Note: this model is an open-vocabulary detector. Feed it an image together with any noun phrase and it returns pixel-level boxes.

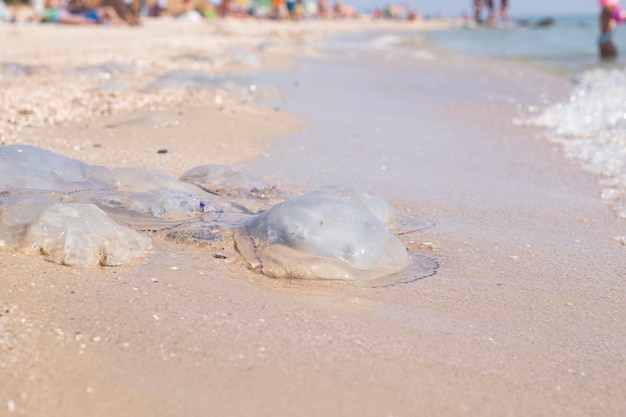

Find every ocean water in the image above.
[409,15,626,243]
[425,15,619,73]
[250,17,626,247]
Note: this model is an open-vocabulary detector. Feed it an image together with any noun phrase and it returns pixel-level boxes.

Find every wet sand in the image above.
[248,46,626,416]
[1,18,625,417]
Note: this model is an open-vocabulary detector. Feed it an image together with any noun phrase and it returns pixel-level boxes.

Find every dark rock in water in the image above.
[535,17,555,28]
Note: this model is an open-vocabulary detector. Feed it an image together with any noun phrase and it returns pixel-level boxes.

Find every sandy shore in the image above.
[1,17,625,417]
[0,17,450,167]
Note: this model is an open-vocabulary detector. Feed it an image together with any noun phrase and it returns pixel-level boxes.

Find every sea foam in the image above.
[528,68,626,231]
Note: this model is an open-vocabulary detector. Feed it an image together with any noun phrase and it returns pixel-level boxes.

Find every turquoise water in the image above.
[422,14,626,73]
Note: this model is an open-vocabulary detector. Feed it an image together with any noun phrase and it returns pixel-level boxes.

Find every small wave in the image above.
[527,67,626,239]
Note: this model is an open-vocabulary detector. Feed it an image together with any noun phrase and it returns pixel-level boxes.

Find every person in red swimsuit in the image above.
[599,0,626,58]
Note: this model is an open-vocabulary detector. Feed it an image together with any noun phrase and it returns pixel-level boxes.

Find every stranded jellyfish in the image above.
[234,196,412,282]
[0,145,437,286]
[180,164,271,197]
[0,194,151,266]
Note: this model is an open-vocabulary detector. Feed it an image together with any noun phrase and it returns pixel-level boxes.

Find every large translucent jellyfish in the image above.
[234,196,411,281]
[96,188,213,219]
[0,145,437,285]
[103,167,220,218]
[0,144,115,192]
[0,146,223,221]
[180,164,271,197]
[0,194,152,266]
[112,166,206,195]
[0,146,209,265]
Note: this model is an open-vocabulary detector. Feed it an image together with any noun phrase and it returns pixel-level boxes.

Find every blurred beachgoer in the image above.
[99,0,140,24]
[10,0,32,22]
[472,0,482,23]
[485,0,494,22]
[40,0,98,24]
[407,8,419,21]
[331,0,355,18]
[148,0,167,16]
[217,0,230,17]
[317,0,328,18]
[29,0,45,14]
[599,0,626,58]
[67,0,140,24]
[175,0,202,20]
[484,0,509,25]
[499,0,509,22]
[285,0,295,19]
[331,0,340,17]
[295,0,303,19]
[271,0,282,18]
[201,0,216,18]
[0,0,9,21]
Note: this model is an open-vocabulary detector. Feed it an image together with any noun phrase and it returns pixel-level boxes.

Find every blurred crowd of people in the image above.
[0,0,432,24]
[0,0,140,24]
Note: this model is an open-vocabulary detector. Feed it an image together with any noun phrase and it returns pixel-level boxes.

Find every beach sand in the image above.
[1,18,625,417]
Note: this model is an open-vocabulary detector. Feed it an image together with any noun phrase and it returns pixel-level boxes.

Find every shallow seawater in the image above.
[0,145,437,287]
[373,15,626,245]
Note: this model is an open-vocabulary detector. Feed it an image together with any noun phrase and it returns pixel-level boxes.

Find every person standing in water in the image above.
[499,0,509,23]
[486,0,509,25]
[599,0,626,58]
[473,0,483,23]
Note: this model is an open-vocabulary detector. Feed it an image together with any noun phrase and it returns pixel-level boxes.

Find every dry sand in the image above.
[1,17,625,417]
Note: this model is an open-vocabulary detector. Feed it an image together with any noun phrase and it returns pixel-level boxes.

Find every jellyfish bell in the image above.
[235,196,410,281]
[0,144,115,193]
[303,185,395,224]
[246,196,390,268]
[180,165,270,194]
